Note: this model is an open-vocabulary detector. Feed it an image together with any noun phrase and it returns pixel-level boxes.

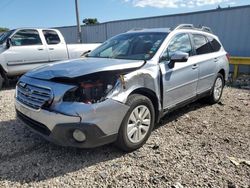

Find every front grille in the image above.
[16,82,53,110]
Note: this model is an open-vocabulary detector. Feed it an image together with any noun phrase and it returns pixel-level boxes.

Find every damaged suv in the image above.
[15,24,229,151]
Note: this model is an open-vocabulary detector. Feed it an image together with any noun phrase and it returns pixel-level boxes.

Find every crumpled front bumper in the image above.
[15,98,129,148]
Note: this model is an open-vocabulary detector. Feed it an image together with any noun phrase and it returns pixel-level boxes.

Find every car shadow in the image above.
[0,117,126,183]
[155,99,210,130]
[2,79,18,90]
[0,99,211,184]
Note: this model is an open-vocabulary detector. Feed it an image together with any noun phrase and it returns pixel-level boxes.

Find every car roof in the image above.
[126,27,218,40]
[14,28,59,31]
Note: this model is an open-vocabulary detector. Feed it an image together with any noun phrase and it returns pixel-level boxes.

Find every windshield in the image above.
[88,32,168,60]
[0,30,15,45]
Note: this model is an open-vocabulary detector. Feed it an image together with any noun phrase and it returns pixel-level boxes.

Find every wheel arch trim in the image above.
[129,87,160,123]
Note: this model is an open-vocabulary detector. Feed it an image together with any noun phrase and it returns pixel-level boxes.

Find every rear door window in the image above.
[192,34,213,55]
[43,30,61,45]
[11,29,42,46]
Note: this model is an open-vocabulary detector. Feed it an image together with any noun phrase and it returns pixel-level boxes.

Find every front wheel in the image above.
[116,94,155,152]
[207,73,224,104]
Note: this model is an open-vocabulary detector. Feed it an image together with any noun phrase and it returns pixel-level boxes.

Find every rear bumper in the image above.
[15,100,118,148]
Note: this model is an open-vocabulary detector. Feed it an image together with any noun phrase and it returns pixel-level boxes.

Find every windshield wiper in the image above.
[81,50,91,57]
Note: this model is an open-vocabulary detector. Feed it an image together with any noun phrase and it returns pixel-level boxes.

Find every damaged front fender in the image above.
[106,63,162,112]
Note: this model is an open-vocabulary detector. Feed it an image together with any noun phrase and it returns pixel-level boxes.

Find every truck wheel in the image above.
[0,73,3,90]
[116,94,155,152]
[207,73,224,104]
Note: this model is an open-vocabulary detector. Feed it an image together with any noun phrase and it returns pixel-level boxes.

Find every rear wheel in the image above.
[207,73,224,104]
[116,94,155,152]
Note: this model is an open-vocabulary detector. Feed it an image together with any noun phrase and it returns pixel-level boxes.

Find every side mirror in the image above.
[168,52,189,69]
[5,38,11,49]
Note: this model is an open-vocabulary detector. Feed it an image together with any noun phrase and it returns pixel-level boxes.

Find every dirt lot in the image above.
[0,86,249,188]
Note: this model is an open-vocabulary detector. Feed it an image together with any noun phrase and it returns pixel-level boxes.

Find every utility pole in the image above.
[75,0,82,43]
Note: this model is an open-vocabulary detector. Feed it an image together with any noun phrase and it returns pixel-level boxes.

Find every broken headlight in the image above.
[63,80,114,104]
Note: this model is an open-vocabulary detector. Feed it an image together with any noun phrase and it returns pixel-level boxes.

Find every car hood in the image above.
[25,58,145,80]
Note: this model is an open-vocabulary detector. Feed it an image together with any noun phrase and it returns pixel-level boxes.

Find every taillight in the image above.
[226,53,230,62]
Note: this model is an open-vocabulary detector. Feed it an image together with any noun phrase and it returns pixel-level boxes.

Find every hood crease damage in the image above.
[25,58,146,105]
[26,58,145,80]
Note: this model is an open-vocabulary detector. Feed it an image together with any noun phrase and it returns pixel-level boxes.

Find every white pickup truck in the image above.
[0,28,100,89]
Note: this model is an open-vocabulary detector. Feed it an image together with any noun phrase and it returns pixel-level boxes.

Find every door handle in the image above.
[37,48,44,51]
[49,48,54,50]
[192,64,198,69]
[214,58,218,62]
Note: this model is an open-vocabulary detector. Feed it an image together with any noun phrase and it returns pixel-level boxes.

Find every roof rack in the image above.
[174,24,194,30]
[201,26,213,33]
[174,24,213,33]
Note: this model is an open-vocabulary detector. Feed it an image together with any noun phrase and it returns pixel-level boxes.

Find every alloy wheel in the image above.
[213,77,223,100]
[126,105,151,143]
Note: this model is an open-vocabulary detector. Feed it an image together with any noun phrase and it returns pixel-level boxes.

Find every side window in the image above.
[193,34,213,55]
[162,33,192,60]
[207,36,221,52]
[43,30,61,45]
[11,29,42,46]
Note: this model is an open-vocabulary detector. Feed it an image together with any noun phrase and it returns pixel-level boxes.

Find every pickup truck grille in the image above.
[16,82,53,110]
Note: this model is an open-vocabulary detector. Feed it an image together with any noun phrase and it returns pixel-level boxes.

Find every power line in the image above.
[0,0,16,13]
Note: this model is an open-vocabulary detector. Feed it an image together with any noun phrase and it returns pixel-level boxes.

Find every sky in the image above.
[0,0,249,29]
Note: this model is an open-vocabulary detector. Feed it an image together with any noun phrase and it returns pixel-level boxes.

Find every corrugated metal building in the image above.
[56,5,250,73]
[56,5,250,57]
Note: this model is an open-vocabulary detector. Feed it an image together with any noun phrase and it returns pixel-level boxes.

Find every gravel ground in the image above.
[0,86,249,188]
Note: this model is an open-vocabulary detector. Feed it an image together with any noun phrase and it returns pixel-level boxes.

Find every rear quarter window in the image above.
[207,36,221,52]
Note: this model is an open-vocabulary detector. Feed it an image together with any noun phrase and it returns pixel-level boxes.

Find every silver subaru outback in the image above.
[15,24,229,151]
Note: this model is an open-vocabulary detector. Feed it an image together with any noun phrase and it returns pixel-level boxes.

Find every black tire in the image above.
[206,73,224,104]
[0,73,3,90]
[116,94,155,152]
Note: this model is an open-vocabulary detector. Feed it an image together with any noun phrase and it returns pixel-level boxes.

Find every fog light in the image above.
[73,129,86,142]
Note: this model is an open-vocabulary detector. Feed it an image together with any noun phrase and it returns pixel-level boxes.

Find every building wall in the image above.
[56,5,250,58]
[56,5,250,73]
[56,26,78,44]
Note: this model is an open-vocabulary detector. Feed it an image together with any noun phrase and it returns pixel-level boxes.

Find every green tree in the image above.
[82,18,99,25]
[0,27,9,32]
